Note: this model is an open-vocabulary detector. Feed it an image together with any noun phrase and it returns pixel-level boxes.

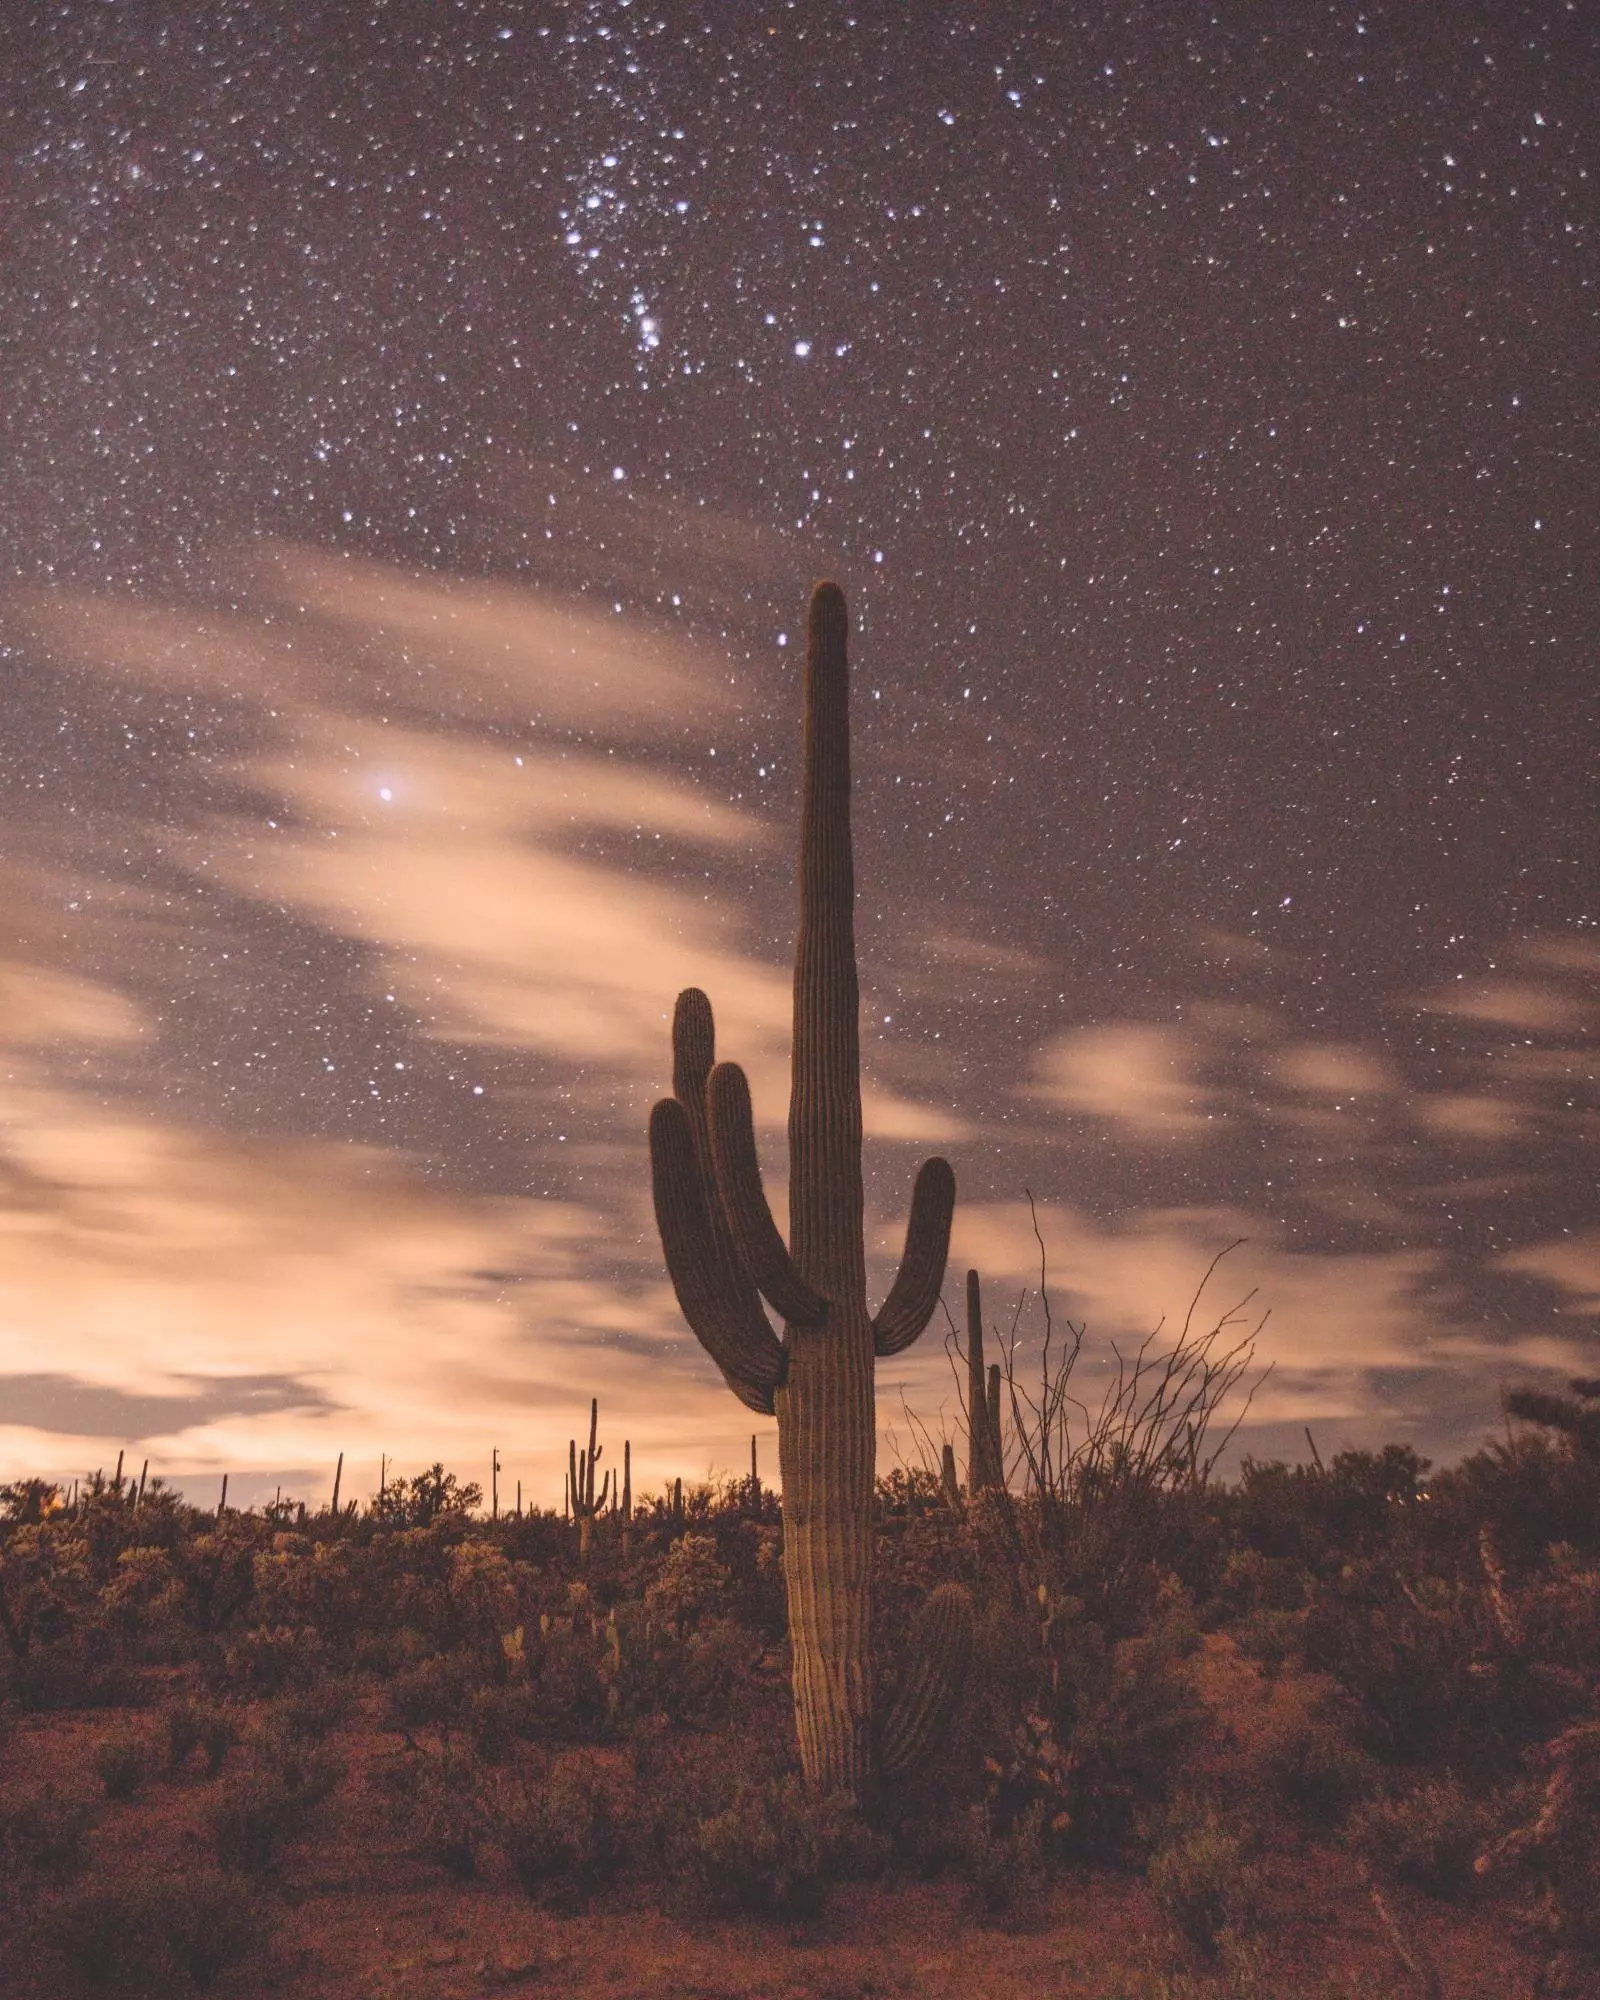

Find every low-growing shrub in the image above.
[686,1773,879,1920]
[222,1623,327,1696]
[1264,1707,1378,1834]
[1476,1717,1600,1990]
[163,1693,238,1776]
[1146,1805,1264,1957]
[1348,1774,1494,1902]
[387,1650,473,1741]
[42,1870,265,1995]
[467,1682,539,1762]
[0,1783,92,1881]
[492,1749,633,1908]
[269,1679,351,1742]
[954,1797,1048,1924]
[209,1736,339,1873]
[164,1698,201,1773]
[93,1730,147,1801]
[398,1746,487,1879]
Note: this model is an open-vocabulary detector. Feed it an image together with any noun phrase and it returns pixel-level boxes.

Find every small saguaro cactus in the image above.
[568,1397,611,1561]
[650,580,972,1802]
[965,1270,1005,1496]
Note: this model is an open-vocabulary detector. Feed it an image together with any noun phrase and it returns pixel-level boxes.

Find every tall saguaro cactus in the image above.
[650,581,966,1800]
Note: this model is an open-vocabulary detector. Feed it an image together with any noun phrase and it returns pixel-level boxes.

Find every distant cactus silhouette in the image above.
[650,580,970,1800]
[567,1398,611,1561]
[965,1270,1005,1496]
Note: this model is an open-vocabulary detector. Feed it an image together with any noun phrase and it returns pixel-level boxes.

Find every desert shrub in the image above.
[0,1783,92,1880]
[952,1797,1048,1923]
[0,1477,64,1524]
[386,1650,474,1739]
[710,1518,788,1638]
[1228,1447,1430,1571]
[687,1774,879,1919]
[11,1630,135,1710]
[264,1678,351,1743]
[97,1545,182,1659]
[164,1698,202,1772]
[1477,1717,1600,1986]
[1435,1412,1600,1573]
[492,1748,633,1908]
[248,1537,359,1644]
[526,1618,611,1740]
[1265,1709,1378,1834]
[610,1610,761,1731]
[1210,1546,1308,1623]
[209,1732,339,1873]
[93,1730,147,1801]
[1228,1606,1302,1677]
[368,1463,482,1529]
[42,1871,265,1995]
[1047,1585,1207,1863]
[175,1522,260,1635]
[210,1768,307,1872]
[447,1540,520,1653]
[1146,1803,1264,1956]
[1347,1774,1494,1901]
[1299,1559,1498,1767]
[171,1699,238,1776]
[397,1746,488,1879]
[467,1682,539,1763]
[644,1533,731,1637]
[221,1622,327,1695]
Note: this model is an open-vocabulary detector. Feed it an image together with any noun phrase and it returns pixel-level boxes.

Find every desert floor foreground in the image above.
[1,1683,1542,2000]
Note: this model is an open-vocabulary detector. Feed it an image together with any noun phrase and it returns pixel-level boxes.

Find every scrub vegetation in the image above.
[0,1370,1596,1996]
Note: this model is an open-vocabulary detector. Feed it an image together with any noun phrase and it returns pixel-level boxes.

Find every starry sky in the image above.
[0,1,1594,1509]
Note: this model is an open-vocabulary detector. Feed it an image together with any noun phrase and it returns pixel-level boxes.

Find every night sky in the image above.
[1,1,1594,1507]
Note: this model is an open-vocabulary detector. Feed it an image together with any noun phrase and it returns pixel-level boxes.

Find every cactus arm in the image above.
[871,1156,956,1356]
[671,987,716,1112]
[649,1096,785,1413]
[879,1582,974,1778]
[707,1062,829,1325]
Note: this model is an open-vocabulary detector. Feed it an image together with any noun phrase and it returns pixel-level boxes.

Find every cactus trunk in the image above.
[777,584,874,1793]
[650,581,966,1804]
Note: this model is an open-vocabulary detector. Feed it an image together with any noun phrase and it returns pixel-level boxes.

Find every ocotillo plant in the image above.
[965,1270,1005,1495]
[568,1398,611,1560]
[649,579,971,1801]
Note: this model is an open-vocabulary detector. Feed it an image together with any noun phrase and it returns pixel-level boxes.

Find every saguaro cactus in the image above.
[650,580,969,1800]
[965,1269,1005,1496]
[568,1397,611,1560]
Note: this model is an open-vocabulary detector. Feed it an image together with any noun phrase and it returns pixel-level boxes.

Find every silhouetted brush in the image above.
[649,580,970,1802]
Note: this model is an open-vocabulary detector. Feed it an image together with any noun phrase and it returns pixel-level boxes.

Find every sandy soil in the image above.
[0,1671,1546,2000]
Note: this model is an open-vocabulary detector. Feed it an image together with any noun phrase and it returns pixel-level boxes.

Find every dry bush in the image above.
[92,1730,147,1802]
[489,1748,634,1909]
[41,1870,266,1995]
[686,1774,883,1919]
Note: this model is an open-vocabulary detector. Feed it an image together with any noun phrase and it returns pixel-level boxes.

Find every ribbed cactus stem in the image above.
[648,581,965,1802]
[965,1270,1003,1494]
[881,1583,975,1777]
